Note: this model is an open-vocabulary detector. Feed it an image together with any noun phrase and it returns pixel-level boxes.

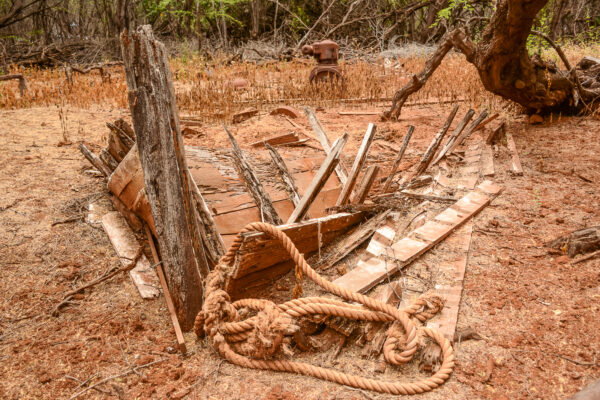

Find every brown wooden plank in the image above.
[144,225,186,353]
[505,129,524,175]
[431,109,474,166]
[353,165,379,204]
[333,181,499,293]
[303,106,348,184]
[250,132,300,148]
[381,126,413,193]
[336,123,376,206]
[414,104,459,176]
[287,133,348,223]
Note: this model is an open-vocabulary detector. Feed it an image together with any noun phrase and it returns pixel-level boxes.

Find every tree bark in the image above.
[121,25,207,331]
[385,0,600,118]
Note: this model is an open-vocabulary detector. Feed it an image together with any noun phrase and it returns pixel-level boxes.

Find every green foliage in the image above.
[433,0,474,28]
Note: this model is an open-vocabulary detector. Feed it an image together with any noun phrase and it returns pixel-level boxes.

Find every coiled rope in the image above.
[195,222,454,395]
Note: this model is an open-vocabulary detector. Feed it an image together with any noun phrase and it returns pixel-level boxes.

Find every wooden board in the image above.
[223,212,365,294]
[505,129,524,175]
[333,181,502,293]
[101,212,160,299]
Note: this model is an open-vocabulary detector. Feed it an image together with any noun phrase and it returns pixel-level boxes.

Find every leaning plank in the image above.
[304,106,348,184]
[187,170,226,263]
[144,225,186,353]
[225,125,283,225]
[336,123,377,206]
[101,212,160,299]
[314,210,391,270]
[472,113,499,133]
[485,122,505,145]
[381,126,414,193]
[446,109,488,155]
[431,108,474,166]
[505,129,523,175]
[287,133,348,223]
[121,26,206,330]
[333,180,503,293]
[353,165,379,204]
[78,142,112,177]
[266,143,302,207]
[414,104,459,176]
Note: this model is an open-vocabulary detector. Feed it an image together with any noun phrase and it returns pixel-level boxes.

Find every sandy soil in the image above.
[0,104,599,400]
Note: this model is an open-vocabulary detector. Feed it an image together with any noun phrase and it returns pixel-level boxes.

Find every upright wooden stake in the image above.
[121,26,207,330]
[414,104,459,176]
[445,109,488,155]
[224,125,283,225]
[431,108,474,165]
[304,106,348,184]
[381,126,414,193]
[265,143,302,207]
[336,123,377,206]
[287,133,348,224]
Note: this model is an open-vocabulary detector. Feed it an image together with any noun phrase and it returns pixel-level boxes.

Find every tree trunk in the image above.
[121,25,208,331]
[386,0,600,119]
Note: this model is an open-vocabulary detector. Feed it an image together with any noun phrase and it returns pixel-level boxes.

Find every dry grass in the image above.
[2,43,598,121]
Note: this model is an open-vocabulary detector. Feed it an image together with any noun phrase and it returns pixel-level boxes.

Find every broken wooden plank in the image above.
[303,106,348,184]
[265,143,302,207]
[381,126,414,193]
[107,121,135,151]
[473,113,499,133]
[187,170,226,262]
[224,125,283,225]
[224,212,365,295]
[101,212,160,299]
[314,210,391,270]
[100,149,119,172]
[485,122,505,145]
[287,133,348,224]
[333,181,502,293]
[415,104,459,176]
[362,280,402,358]
[431,108,475,166]
[250,132,300,148]
[122,26,207,330]
[144,225,186,353]
[336,123,377,206]
[78,142,112,177]
[353,165,379,204]
[505,129,523,175]
[481,142,495,177]
[446,109,488,155]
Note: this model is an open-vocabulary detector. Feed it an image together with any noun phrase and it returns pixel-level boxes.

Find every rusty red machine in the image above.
[301,40,344,85]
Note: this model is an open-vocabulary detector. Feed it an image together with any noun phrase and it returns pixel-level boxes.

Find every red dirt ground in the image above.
[0,104,598,399]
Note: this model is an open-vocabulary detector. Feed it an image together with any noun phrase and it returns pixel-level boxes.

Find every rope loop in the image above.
[195,222,455,395]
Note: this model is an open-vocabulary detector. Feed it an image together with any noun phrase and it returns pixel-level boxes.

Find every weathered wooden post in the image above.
[121,25,207,330]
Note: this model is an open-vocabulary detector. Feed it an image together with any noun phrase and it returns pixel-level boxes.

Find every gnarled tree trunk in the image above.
[385,0,600,119]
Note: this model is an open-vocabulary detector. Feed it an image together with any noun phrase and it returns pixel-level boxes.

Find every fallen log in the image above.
[549,226,600,258]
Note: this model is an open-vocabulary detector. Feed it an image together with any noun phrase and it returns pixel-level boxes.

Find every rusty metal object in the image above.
[302,40,344,86]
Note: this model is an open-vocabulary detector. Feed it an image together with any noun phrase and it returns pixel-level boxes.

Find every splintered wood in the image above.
[333,181,503,293]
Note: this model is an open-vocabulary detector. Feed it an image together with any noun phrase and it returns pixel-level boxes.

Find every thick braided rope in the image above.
[198,222,455,395]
